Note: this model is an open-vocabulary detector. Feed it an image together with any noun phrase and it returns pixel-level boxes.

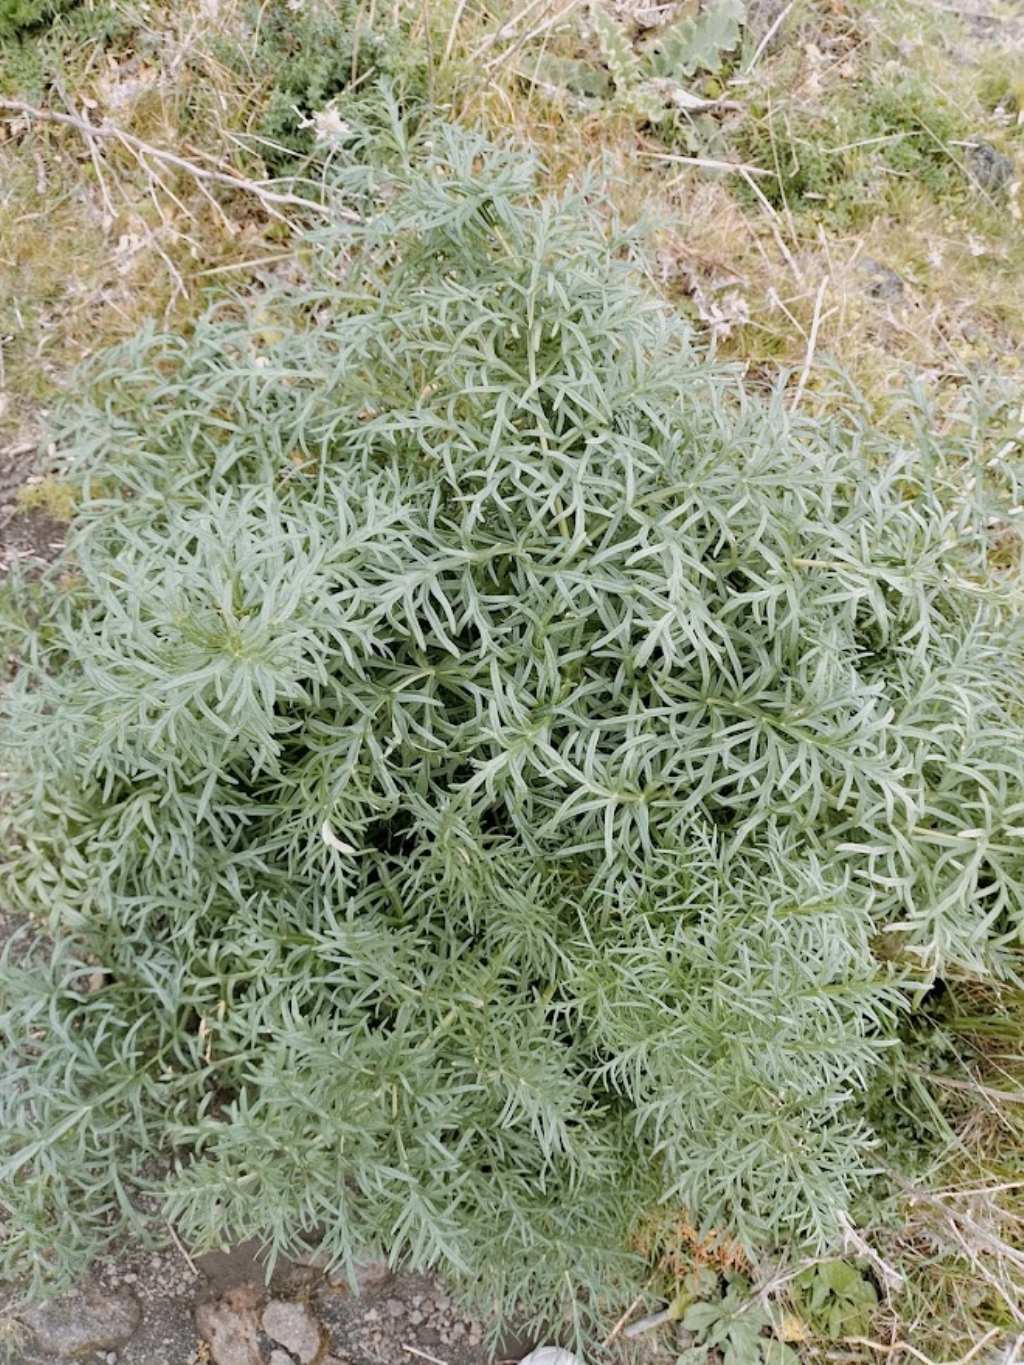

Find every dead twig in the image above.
[53,80,117,222]
[638,150,776,177]
[842,1328,998,1365]
[402,1346,451,1365]
[913,1068,1024,1105]
[790,276,829,412]
[164,1220,199,1277]
[443,0,472,62]
[0,99,360,224]
[604,1291,646,1345]
[484,0,587,71]
[741,0,793,72]
[836,1212,906,1295]
[738,166,804,284]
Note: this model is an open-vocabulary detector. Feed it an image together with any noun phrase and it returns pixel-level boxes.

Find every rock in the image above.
[352,1259,390,1292]
[22,1286,141,1358]
[384,1297,405,1319]
[269,1353,293,1365]
[519,1350,585,1365]
[195,1284,264,1365]
[859,257,905,301]
[321,1256,390,1294]
[262,1299,325,1363]
[968,140,1015,191]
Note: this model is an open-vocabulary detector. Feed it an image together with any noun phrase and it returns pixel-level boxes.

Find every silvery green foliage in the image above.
[641,0,745,79]
[3,124,1023,1328]
[585,0,745,121]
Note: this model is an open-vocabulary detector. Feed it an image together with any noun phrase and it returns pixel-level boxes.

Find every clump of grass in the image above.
[209,0,432,174]
[973,51,1024,129]
[0,0,125,94]
[0,1312,29,1365]
[735,62,974,222]
[0,0,77,41]
[3,123,1024,1347]
[15,477,75,521]
[840,965,1024,1353]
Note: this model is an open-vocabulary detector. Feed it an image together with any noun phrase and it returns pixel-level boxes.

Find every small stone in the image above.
[354,1259,390,1290]
[858,257,905,301]
[968,140,1015,191]
[384,1297,405,1319]
[195,1284,264,1365]
[22,1286,141,1357]
[519,1350,585,1365]
[261,1299,324,1363]
[269,1353,294,1365]
[325,1258,390,1294]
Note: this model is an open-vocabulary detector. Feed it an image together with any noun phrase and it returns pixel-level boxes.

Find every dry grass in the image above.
[452,0,1023,424]
[0,0,298,441]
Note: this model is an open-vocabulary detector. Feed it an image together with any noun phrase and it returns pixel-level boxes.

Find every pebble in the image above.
[968,140,1015,191]
[519,1350,585,1365]
[195,1284,264,1365]
[269,1353,294,1365]
[859,257,905,302]
[384,1297,405,1318]
[22,1287,141,1357]
[262,1299,325,1363]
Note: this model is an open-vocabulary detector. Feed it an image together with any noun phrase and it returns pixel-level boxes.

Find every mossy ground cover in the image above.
[1,1,1023,1359]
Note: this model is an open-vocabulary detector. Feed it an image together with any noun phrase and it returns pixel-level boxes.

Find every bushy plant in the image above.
[0,0,76,41]
[0,1,124,98]
[3,122,1024,1334]
[222,0,428,172]
[524,0,745,127]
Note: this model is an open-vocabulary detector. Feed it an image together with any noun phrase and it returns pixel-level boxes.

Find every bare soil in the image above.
[0,437,64,577]
[4,1239,540,1365]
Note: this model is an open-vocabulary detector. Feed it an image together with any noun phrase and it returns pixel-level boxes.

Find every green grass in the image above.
[0,0,78,41]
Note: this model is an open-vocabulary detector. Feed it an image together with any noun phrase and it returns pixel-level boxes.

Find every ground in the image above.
[1,0,1023,1360]
[3,1238,689,1363]
[4,1240,526,1364]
